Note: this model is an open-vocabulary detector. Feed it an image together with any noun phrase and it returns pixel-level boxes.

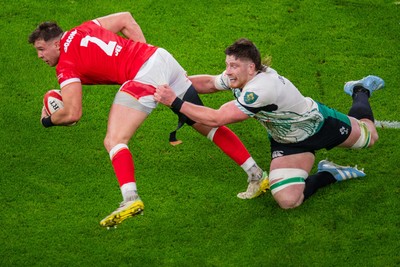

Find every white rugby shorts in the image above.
[116,48,191,112]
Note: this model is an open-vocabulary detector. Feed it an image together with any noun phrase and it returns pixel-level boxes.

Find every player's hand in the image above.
[154,84,177,106]
[41,106,49,119]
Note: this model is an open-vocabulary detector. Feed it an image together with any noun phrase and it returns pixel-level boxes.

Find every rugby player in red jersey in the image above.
[29,12,269,228]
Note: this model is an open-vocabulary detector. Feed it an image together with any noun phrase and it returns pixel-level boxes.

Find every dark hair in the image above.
[28,22,63,44]
[225,38,263,71]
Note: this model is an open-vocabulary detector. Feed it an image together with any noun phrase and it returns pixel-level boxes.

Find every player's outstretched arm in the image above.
[189,75,220,94]
[96,12,146,43]
[154,84,248,127]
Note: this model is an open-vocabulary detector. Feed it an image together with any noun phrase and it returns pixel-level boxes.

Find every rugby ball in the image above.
[43,89,64,115]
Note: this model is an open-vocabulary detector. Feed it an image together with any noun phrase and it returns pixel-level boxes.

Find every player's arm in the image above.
[189,75,219,94]
[41,82,82,127]
[96,12,146,43]
[154,84,248,127]
[189,71,231,94]
[181,100,247,127]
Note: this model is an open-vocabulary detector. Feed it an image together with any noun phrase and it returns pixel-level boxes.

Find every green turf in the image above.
[1,0,399,266]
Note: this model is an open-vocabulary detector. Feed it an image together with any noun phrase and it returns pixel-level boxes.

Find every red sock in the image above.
[211,126,251,166]
[111,148,136,187]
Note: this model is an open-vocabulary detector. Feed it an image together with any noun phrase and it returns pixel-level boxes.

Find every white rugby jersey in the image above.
[215,68,324,143]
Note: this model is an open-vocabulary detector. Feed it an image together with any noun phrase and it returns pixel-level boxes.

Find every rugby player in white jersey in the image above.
[155,38,385,209]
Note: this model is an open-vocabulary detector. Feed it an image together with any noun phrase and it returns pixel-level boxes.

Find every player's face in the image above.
[34,39,60,67]
[225,55,256,88]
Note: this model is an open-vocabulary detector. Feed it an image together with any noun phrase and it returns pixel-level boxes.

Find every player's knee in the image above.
[370,129,378,146]
[276,195,304,209]
[352,120,377,149]
[104,134,119,152]
[104,133,131,153]
[269,168,308,209]
[103,136,112,152]
[366,120,379,146]
[369,134,378,147]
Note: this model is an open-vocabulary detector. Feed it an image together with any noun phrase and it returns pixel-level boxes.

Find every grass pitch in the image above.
[1,0,399,266]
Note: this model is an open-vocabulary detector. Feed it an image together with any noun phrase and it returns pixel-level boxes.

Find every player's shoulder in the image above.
[61,20,93,40]
[64,20,100,38]
[246,70,277,90]
[258,68,280,80]
[256,68,288,87]
[77,19,99,29]
[242,68,283,100]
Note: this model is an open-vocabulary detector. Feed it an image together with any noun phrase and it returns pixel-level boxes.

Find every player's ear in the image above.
[248,62,256,74]
[54,39,61,49]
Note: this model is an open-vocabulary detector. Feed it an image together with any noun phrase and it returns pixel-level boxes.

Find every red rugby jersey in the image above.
[56,20,157,88]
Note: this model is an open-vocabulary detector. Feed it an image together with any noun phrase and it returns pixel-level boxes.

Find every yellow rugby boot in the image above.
[237,171,269,199]
[100,197,144,228]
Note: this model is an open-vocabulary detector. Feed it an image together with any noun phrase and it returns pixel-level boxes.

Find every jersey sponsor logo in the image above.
[114,44,123,56]
[64,30,77,53]
[243,92,258,104]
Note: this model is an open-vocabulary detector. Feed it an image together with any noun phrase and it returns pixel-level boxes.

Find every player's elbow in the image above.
[119,11,134,21]
[65,110,82,124]
[122,11,133,17]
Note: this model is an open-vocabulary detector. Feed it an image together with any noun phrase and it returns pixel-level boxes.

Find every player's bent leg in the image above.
[269,168,308,209]
[192,123,269,198]
[180,85,268,197]
[360,119,378,146]
[339,117,378,149]
[101,100,150,227]
[104,102,149,152]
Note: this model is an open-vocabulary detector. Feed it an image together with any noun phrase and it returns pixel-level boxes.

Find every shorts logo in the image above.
[340,126,349,135]
[243,92,258,104]
[272,150,284,159]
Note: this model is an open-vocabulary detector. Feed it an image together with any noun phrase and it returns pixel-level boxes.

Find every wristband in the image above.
[41,116,55,128]
[171,97,184,113]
